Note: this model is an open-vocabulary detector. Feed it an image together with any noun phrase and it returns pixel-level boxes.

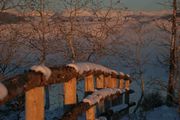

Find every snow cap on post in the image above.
[119,72,125,76]
[30,65,52,80]
[0,82,8,100]
[124,74,131,82]
[119,72,125,79]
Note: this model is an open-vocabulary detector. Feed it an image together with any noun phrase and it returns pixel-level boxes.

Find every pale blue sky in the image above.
[121,0,169,11]
[48,0,170,11]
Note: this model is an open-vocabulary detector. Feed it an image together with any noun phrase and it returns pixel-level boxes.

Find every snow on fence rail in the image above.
[0,62,132,120]
[61,88,126,120]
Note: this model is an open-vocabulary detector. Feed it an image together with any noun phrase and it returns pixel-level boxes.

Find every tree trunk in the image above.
[167,0,177,105]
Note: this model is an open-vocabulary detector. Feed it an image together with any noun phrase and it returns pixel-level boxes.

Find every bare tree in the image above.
[167,0,178,105]
[154,0,179,105]
[177,1,180,112]
[54,0,124,64]
[0,0,24,11]
[119,21,155,113]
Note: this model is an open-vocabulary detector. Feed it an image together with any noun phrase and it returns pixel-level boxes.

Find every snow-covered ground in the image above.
[122,105,180,120]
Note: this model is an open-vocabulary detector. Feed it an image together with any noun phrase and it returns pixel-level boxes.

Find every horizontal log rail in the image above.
[99,102,136,120]
[61,89,125,120]
[61,88,133,120]
[0,65,130,105]
[0,63,132,120]
[0,66,77,104]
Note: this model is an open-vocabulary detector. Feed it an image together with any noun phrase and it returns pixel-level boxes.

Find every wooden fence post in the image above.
[125,80,130,104]
[104,75,111,88]
[105,74,117,88]
[109,78,125,120]
[118,79,124,104]
[110,75,118,106]
[96,74,105,115]
[125,79,130,113]
[110,74,117,88]
[125,79,130,91]
[85,74,95,120]
[104,75,112,111]
[64,77,77,111]
[25,87,45,120]
[96,74,105,89]
[119,79,124,90]
[85,74,94,96]
[104,74,117,112]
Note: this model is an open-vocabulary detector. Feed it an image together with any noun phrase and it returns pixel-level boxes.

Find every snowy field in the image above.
[122,106,180,120]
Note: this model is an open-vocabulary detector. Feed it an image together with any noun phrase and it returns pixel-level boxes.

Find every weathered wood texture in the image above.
[125,80,130,91]
[85,74,94,94]
[86,106,96,120]
[0,64,132,120]
[85,74,95,120]
[104,76,111,88]
[96,75,105,115]
[119,79,124,90]
[109,77,117,88]
[0,66,78,105]
[96,74,105,89]
[64,77,77,111]
[25,87,45,120]
[0,66,129,105]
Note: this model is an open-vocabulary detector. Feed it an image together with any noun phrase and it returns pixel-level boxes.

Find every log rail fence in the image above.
[0,63,135,120]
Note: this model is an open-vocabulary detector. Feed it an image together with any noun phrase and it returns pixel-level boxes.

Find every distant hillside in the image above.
[0,12,26,25]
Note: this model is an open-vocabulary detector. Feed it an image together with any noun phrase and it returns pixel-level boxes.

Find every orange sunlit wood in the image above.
[25,87,45,120]
[64,78,77,105]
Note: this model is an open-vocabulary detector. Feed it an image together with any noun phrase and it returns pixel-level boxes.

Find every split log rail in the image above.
[0,63,135,120]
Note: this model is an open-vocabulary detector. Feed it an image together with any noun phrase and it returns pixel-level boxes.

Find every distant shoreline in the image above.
[1,9,172,18]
